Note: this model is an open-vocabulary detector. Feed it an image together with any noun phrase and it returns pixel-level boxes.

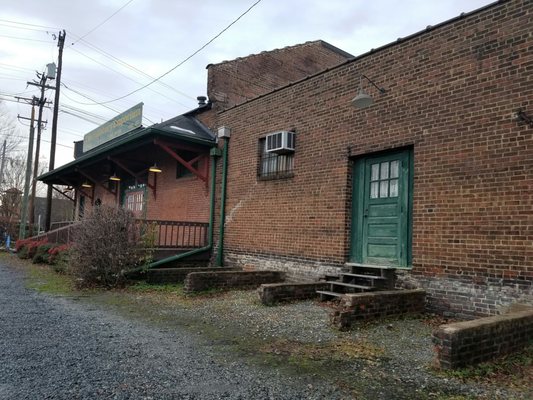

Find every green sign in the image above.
[83,103,143,152]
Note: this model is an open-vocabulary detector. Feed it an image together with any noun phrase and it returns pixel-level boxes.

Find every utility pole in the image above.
[0,140,6,187]
[19,102,36,240]
[28,72,49,236]
[45,30,65,232]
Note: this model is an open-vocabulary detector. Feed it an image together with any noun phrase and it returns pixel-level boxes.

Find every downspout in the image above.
[215,136,229,266]
[146,148,218,269]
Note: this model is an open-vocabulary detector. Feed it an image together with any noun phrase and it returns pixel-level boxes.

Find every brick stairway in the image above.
[316,263,396,300]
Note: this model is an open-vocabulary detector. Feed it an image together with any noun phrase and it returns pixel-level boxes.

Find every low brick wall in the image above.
[147,267,237,284]
[184,270,285,293]
[433,309,533,369]
[258,282,330,305]
[330,289,426,330]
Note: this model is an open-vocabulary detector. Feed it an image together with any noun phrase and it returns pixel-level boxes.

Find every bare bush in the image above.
[69,206,142,288]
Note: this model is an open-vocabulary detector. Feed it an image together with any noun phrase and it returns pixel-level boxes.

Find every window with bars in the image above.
[258,137,294,179]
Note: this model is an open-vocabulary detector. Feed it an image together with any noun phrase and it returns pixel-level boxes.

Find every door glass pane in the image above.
[370,182,379,198]
[379,181,389,197]
[371,164,379,181]
[390,179,399,197]
[380,162,389,179]
[390,160,399,178]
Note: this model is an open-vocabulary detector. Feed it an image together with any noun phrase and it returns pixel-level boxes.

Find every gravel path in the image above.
[0,262,343,400]
[122,290,527,400]
[1,259,529,400]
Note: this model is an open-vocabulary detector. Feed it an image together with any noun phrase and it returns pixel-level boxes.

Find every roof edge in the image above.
[205,39,352,69]
[219,0,505,114]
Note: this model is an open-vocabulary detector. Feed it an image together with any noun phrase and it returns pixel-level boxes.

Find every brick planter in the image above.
[147,267,237,284]
[433,309,533,369]
[184,270,285,293]
[330,289,426,330]
[258,282,330,305]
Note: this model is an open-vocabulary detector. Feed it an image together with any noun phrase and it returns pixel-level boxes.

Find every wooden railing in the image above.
[141,220,209,249]
[34,222,77,244]
[29,219,209,249]
[50,221,76,231]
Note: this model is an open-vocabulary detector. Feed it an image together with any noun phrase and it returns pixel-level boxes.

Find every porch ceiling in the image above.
[38,116,216,186]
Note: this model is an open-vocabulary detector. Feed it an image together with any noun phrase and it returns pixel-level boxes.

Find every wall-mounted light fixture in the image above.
[352,74,387,109]
[81,181,92,188]
[149,163,162,173]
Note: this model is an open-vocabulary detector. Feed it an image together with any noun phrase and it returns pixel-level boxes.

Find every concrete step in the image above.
[345,262,396,269]
[316,290,344,301]
[340,272,385,280]
[330,281,373,291]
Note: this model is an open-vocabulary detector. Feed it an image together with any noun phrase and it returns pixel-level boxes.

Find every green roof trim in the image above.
[38,124,216,183]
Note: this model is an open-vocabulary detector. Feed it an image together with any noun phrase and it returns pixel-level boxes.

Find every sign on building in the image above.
[83,103,143,152]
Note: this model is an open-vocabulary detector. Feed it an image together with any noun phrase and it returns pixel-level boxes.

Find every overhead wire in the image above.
[0,19,60,30]
[67,46,191,108]
[5,132,73,149]
[0,33,54,43]
[70,0,135,45]
[75,0,263,106]
[0,63,36,72]
[61,82,156,125]
[70,35,195,101]
[0,22,51,33]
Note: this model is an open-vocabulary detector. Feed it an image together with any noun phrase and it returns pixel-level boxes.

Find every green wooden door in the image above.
[351,149,412,268]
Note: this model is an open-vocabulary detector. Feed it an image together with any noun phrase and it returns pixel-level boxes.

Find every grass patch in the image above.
[128,281,185,295]
[439,342,533,389]
[260,338,383,361]
[25,263,75,295]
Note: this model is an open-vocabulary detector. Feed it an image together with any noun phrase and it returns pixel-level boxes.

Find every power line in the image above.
[71,0,135,45]
[71,36,195,101]
[0,33,53,43]
[76,0,263,106]
[67,46,191,108]
[61,82,155,125]
[0,63,37,72]
[58,110,102,125]
[5,133,73,149]
[0,19,60,30]
[0,22,51,33]
[61,104,108,121]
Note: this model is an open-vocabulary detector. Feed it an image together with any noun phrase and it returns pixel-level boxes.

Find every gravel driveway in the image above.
[1,258,530,400]
[0,262,342,400]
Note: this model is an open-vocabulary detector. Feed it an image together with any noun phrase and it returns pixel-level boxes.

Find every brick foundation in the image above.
[433,309,533,369]
[225,251,343,282]
[397,271,533,319]
[330,289,426,330]
[147,267,237,284]
[257,282,330,305]
[183,270,285,293]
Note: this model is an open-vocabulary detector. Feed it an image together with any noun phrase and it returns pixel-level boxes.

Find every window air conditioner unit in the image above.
[265,131,295,154]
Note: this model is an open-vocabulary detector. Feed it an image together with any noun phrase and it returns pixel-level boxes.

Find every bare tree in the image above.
[0,101,24,190]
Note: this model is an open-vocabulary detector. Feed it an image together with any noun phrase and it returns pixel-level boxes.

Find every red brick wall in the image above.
[76,151,210,223]
[213,0,533,315]
[144,153,210,222]
[207,40,351,110]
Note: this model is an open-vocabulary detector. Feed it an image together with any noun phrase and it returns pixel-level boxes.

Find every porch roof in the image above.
[38,115,216,185]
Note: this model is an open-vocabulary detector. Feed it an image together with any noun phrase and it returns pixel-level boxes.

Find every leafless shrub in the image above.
[69,206,142,288]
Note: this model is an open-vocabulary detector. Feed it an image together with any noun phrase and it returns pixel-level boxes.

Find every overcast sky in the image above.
[1,0,494,168]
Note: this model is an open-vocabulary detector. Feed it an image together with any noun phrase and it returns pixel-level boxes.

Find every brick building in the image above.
[201,0,532,317]
[39,0,531,317]
[38,41,351,253]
